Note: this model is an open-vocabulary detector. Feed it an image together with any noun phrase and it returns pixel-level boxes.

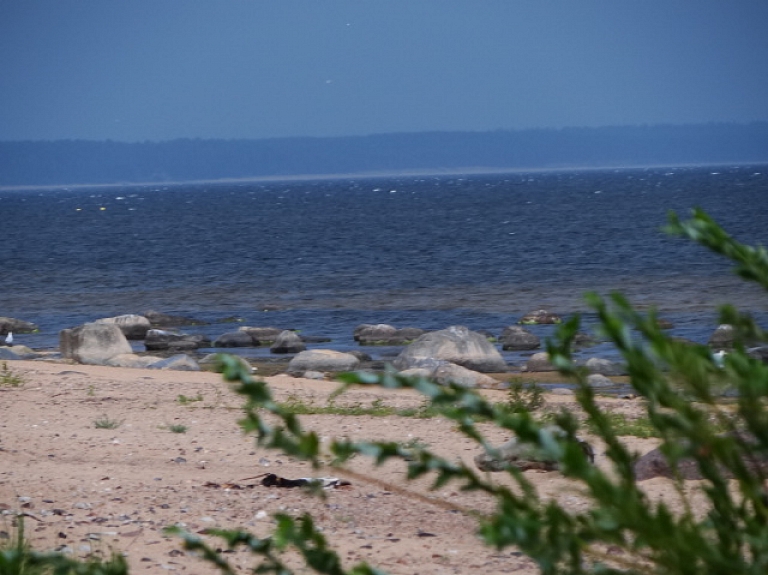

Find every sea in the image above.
[2,164,767,368]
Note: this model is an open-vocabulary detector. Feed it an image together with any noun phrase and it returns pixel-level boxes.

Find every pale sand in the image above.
[0,360,681,574]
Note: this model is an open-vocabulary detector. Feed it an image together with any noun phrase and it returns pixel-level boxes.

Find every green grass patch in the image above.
[278,394,440,418]
[177,393,204,405]
[0,362,24,387]
[93,416,123,430]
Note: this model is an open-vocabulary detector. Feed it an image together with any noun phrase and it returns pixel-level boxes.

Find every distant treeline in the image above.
[2,123,768,186]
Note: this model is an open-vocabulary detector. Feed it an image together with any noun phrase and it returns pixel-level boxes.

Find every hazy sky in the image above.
[1,1,767,142]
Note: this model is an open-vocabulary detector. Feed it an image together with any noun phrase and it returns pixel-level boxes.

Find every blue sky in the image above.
[1,1,767,142]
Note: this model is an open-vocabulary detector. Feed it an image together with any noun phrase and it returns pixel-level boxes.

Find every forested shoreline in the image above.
[2,122,768,186]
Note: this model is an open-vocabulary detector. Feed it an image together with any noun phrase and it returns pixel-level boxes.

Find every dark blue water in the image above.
[2,165,767,365]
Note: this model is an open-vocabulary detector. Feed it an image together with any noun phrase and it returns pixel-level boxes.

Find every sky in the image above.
[1,1,767,142]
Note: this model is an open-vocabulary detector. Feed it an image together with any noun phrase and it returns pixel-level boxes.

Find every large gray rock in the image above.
[394,326,507,373]
[270,330,307,354]
[475,426,594,472]
[0,317,38,334]
[60,323,133,365]
[500,325,540,351]
[287,350,360,374]
[94,314,151,340]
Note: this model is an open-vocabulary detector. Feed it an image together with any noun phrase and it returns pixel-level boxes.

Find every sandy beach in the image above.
[1,359,679,574]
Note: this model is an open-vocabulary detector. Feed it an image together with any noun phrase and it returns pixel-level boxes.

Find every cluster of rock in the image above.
[353,324,426,346]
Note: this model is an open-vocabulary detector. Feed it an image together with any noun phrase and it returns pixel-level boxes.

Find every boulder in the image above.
[572,332,598,347]
[143,310,208,327]
[432,363,498,388]
[144,329,209,351]
[94,314,151,340]
[0,317,38,334]
[355,323,396,344]
[147,354,201,371]
[270,330,307,354]
[394,326,507,373]
[238,326,285,345]
[585,357,626,376]
[586,373,616,388]
[60,323,132,365]
[475,425,594,472]
[518,309,562,325]
[213,331,254,348]
[287,350,360,374]
[523,352,557,372]
[709,324,735,350]
[500,326,540,351]
[354,324,426,346]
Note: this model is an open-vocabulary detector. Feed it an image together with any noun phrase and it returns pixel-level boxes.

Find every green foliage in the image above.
[176,393,203,405]
[93,416,122,430]
[168,211,768,575]
[0,516,128,575]
[504,377,546,413]
[166,424,188,434]
[0,362,24,387]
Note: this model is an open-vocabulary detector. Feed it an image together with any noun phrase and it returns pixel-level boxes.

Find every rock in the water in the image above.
[147,354,201,371]
[287,350,360,374]
[60,323,133,365]
[0,317,38,334]
[143,310,208,327]
[475,426,594,472]
[213,331,254,348]
[500,326,540,351]
[585,357,626,376]
[198,353,255,373]
[354,324,425,346]
[519,309,562,325]
[586,373,616,387]
[238,326,285,345]
[270,330,306,354]
[523,352,557,372]
[394,326,507,373]
[144,329,209,351]
[94,314,151,340]
[709,324,735,350]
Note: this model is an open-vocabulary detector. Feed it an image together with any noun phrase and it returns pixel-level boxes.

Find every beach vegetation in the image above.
[0,362,24,387]
[176,393,204,405]
[0,516,128,575]
[503,377,545,413]
[164,424,188,434]
[93,416,122,430]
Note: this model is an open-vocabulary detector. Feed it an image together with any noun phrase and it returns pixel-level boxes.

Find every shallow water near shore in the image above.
[2,165,767,367]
